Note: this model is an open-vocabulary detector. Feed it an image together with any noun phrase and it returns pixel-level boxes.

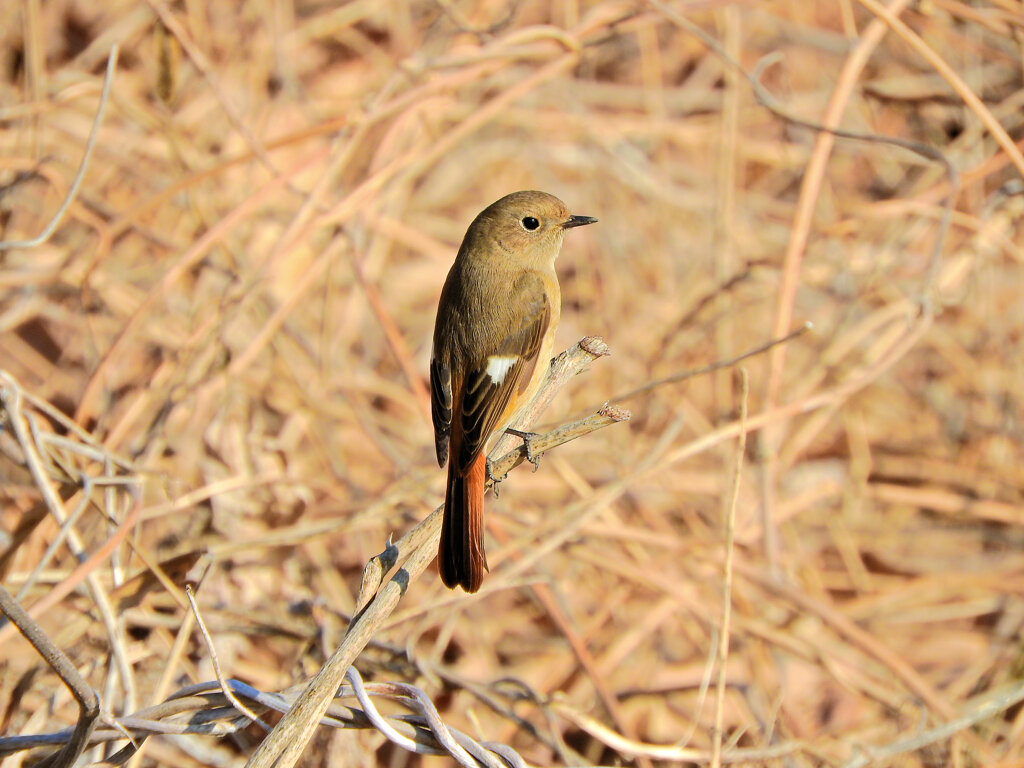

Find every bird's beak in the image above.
[562,214,598,229]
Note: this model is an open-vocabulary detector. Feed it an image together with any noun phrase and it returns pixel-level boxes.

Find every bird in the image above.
[430,190,597,592]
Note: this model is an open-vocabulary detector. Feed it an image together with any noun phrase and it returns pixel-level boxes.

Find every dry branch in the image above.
[249,337,627,768]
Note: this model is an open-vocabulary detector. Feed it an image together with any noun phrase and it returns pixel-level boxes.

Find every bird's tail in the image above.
[438,453,488,592]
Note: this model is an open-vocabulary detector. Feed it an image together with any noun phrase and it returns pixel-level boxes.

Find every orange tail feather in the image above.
[438,453,488,592]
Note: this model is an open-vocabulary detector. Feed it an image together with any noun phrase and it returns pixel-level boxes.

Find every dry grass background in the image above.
[1,0,1024,766]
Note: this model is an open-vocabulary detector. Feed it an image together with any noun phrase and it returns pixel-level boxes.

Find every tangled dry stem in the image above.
[2,1,1023,767]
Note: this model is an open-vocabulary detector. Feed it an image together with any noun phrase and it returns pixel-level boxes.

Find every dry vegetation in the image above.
[2,0,1024,766]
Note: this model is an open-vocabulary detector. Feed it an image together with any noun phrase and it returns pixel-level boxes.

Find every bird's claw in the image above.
[486,458,509,496]
[506,428,542,472]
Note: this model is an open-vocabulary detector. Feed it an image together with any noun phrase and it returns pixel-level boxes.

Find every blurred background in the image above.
[2,0,1023,765]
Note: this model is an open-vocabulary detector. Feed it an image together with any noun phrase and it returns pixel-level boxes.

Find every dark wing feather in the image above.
[430,357,452,467]
[456,285,550,473]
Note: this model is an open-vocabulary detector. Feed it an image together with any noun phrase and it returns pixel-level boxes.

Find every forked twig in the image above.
[247,337,628,768]
[355,336,627,611]
[0,586,99,768]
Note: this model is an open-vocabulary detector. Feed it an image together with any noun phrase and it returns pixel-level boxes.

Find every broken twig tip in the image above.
[599,403,631,422]
[579,336,610,357]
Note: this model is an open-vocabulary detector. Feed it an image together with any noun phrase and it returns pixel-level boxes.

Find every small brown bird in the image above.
[430,190,597,592]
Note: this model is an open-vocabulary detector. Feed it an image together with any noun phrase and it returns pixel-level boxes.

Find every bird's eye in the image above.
[521,216,540,231]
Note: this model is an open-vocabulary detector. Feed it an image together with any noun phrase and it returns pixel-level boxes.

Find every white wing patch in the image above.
[485,355,519,385]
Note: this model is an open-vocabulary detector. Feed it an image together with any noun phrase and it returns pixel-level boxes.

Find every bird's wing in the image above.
[456,274,551,473]
[430,355,453,467]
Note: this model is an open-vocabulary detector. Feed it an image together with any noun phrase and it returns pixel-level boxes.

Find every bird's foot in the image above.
[486,457,509,496]
[505,428,542,472]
